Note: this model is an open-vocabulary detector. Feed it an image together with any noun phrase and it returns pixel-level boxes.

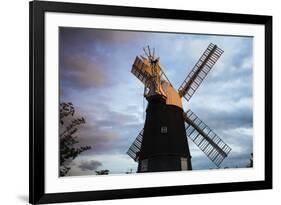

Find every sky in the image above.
[59,27,253,176]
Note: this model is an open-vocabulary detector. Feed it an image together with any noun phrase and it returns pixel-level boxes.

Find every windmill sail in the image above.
[132,56,171,86]
[178,43,224,101]
[183,109,231,167]
[131,56,155,84]
[131,56,152,85]
[127,128,144,162]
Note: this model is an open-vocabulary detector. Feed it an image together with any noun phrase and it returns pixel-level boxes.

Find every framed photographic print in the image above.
[29,0,272,204]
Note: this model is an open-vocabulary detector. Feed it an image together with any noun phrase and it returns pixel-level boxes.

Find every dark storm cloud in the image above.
[59,27,151,92]
[59,100,142,158]
[60,54,111,89]
[199,79,252,102]
[94,109,140,128]
[60,27,142,48]
[77,121,142,155]
[208,58,252,85]
[69,103,142,155]
[79,124,118,153]
[195,107,253,130]
[78,160,102,171]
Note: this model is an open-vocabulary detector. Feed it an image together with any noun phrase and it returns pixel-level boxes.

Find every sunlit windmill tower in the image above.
[127,44,232,172]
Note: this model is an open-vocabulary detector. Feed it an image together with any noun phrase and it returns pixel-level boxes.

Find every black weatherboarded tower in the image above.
[127,44,232,173]
[139,84,192,172]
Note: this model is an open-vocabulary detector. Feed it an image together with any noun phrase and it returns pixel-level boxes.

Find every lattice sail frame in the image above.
[127,129,143,162]
[178,43,224,101]
[131,56,172,86]
[127,44,231,167]
[131,56,152,85]
[183,109,231,167]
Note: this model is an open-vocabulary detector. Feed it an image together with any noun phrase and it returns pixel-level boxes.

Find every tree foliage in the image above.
[95,170,110,175]
[59,102,91,176]
[247,153,253,168]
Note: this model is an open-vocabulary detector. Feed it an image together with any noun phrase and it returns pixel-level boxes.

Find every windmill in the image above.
[127,43,231,172]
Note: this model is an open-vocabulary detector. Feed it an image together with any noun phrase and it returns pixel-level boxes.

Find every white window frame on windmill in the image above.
[180,157,188,170]
[144,86,150,97]
[140,159,149,172]
[160,126,168,134]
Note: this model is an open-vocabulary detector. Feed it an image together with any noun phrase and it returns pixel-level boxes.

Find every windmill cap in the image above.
[161,80,183,109]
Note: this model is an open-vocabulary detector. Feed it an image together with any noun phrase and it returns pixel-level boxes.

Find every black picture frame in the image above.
[29,0,272,204]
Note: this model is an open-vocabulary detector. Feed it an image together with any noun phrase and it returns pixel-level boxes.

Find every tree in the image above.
[59,102,91,176]
[95,170,109,175]
[125,168,133,174]
[247,153,253,168]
